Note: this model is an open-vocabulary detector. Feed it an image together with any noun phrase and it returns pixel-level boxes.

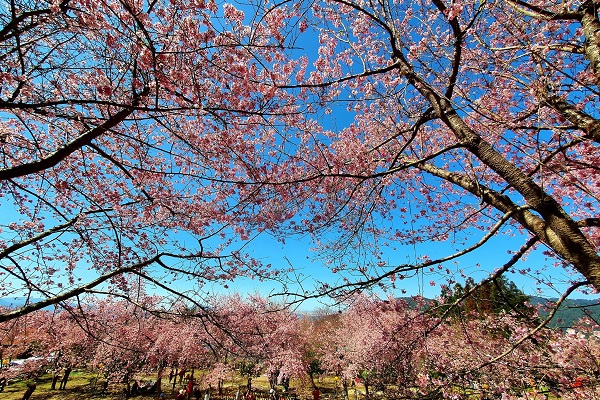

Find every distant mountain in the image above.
[530,296,600,329]
[0,297,47,309]
[397,296,600,329]
[0,297,27,308]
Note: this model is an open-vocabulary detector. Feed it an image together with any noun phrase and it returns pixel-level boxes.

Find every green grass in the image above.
[0,371,327,400]
[1,370,161,400]
[0,373,569,400]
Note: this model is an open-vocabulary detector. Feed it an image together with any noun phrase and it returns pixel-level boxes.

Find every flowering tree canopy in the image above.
[2,293,600,398]
[0,0,299,320]
[211,0,600,305]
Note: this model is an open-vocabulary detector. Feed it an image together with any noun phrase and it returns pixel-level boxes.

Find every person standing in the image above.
[270,388,278,400]
[22,382,36,400]
[132,380,140,396]
[187,376,194,399]
[312,388,320,400]
[193,385,202,400]
[59,366,72,389]
[50,369,61,390]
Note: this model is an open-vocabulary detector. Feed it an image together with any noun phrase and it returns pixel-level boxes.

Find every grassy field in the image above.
[0,370,137,400]
[0,372,566,400]
[0,371,328,400]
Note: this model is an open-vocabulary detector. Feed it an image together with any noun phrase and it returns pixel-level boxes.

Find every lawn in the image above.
[0,371,330,400]
[2,370,181,400]
[0,371,567,400]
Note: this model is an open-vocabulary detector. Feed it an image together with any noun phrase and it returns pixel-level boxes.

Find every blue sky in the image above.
[0,159,592,313]
[199,225,596,312]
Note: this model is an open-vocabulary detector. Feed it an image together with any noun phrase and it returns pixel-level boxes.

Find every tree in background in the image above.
[308,295,600,398]
[549,318,600,399]
[89,298,163,392]
[0,293,599,398]
[209,294,307,390]
[438,276,533,318]
[421,313,556,398]
[317,295,436,397]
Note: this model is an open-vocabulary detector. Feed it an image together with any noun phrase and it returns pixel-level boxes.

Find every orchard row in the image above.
[1,293,599,399]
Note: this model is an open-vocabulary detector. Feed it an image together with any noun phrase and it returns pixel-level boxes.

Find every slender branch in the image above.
[430,236,539,325]
[430,0,463,99]
[0,217,79,259]
[274,207,532,304]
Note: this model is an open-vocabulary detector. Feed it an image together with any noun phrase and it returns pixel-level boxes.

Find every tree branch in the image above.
[477,280,591,370]
[0,251,193,323]
[0,87,149,181]
[543,96,600,143]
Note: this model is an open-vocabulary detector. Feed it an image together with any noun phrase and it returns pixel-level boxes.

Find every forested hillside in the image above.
[531,297,600,329]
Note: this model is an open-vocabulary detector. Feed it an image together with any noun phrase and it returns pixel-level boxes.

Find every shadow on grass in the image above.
[0,371,173,400]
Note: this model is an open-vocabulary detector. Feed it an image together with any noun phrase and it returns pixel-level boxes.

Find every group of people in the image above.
[131,379,156,396]
[176,385,204,400]
[17,365,71,400]
[133,369,308,400]
[170,371,209,400]
[50,366,72,390]
[172,378,266,400]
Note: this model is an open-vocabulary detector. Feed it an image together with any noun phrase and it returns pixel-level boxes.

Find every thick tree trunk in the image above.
[581,1,600,88]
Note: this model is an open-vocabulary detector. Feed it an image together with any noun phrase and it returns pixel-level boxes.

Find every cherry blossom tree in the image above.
[0,0,300,321]
[208,294,307,390]
[231,0,600,304]
[307,294,600,398]
[299,309,336,390]
[35,305,97,386]
[546,317,600,399]
[315,295,435,397]
[151,306,234,392]
[2,293,600,398]
[419,313,549,398]
[148,294,307,393]
[87,297,165,391]
[0,309,52,379]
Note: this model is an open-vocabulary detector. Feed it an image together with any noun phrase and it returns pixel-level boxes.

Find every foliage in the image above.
[0,0,297,321]
[0,0,599,323]
[532,297,600,329]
